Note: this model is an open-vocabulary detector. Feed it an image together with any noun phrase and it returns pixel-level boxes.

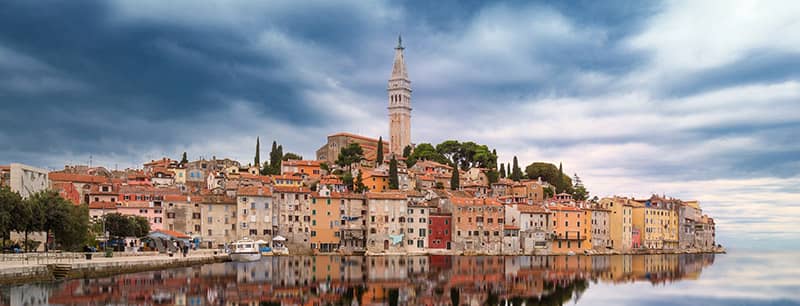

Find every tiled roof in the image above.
[517,204,549,214]
[328,132,388,144]
[237,186,273,197]
[48,172,110,184]
[282,160,322,167]
[88,201,118,209]
[163,194,191,202]
[366,191,407,200]
[273,186,311,193]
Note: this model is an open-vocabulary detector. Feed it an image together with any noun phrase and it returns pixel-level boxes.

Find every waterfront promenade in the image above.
[0,250,228,285]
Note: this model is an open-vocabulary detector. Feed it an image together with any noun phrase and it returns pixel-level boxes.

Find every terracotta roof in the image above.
[282,160,322,167]
[319,175,343,185]
[366,191,407,200]
[549,204,582,212]
[0,165,9,171]
[272,186,311,193]
[328,132,388,144]
[237,186,273,197]
[271,174,303,181]
[451,197,502,207]
[88,201,118,209]
[517,204,549,214]
[414,160,453,170]
[163,194,190,202]
[48,172,110,184]
[504,225,521,230]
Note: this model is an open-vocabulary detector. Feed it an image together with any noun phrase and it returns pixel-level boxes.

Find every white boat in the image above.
[272,236,290,256]
[230,238,261,262]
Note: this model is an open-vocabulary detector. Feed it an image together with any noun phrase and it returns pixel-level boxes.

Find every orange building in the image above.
[549,205,590,254]
[362,168,389,192]
[451,197,505,254]
[281,160,323,178]
[310,187,342,253]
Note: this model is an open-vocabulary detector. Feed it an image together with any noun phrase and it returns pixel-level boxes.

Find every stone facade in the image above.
[387,36,411,155]
[8,163,49,198]
[405,202,430,253]
[236,186,276,243]
[365,192,408,253]
[274,186,312,252]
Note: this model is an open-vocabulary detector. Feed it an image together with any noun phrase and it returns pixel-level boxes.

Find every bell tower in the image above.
[388,35,412,155]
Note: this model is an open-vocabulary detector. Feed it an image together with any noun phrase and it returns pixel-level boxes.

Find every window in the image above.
[207,217,213,223]
[311,231,316,237]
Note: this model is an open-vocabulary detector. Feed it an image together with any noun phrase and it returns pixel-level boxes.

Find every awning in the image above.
[272,236,287,241]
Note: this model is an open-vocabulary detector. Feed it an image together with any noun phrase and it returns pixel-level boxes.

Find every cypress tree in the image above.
[355,171,366,193]
[558,162,564,193]
[450,167,460,190]
[254,137,260,167]
[376,136,384,165]
[511,156,522,181]
[499,163,506,178]
[388,156,399,189]
[180,152,188,165]
[402,145,412,158]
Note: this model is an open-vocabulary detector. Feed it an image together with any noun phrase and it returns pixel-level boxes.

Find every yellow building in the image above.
[599,197,634,251]
[271,174,303,187]
[310,187,341,253]
[632,199,673,249]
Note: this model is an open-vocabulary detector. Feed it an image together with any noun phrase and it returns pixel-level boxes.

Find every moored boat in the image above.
[230,238,261,262]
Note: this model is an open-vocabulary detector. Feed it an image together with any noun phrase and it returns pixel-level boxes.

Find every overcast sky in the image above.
[1,0,798,249]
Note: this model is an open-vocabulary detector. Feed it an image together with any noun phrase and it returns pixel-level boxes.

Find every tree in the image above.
[336,143,365,171]
[376,136,384,165]
[510,156,523,181]
[282,152,303,161]
[407,143,448,167]
[524,162,573,194]
[180,152,188,165]
[342,172,354,191]
[267,141,281,175]
[254,137,260,167]
[103,213,150,239]
[450,168,460,190]
[436,140,461,165]
[355,171,367,193]
[543,186,555,199]
[320,162,329,172]
[499,164,506,178]
[402,145,412,158]
[486,169,499,184]
[0,186,22,248]
[572,173,588,201]
[388,156,399,190]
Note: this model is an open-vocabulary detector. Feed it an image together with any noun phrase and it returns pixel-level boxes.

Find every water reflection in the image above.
[2,254,717,306]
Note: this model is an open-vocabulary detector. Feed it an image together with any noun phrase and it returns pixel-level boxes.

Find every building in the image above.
[338,192,368,254]
[549,205,590,254]
[387,35,412,155]
[315,133,389,165]
[365,192,408,253]
[599,197,634,251]
[274,186,313,252]
[588,207,611,250]
[200,195,237,248]
[516,204,550,254]
[405,201,431,253]
[4,163,49,198]
[310,187,341,253]
[281,160,322,179]
[679,200,703,249]
[428,211,452,250]
[162,194,200,236]
[361,168,390,192]
[236,186,275,243]
[450,197,504,254]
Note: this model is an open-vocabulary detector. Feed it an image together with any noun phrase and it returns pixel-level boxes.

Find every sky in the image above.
[1,0,798,249]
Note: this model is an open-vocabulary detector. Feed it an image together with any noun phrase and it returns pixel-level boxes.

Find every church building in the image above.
[316,36,413,164]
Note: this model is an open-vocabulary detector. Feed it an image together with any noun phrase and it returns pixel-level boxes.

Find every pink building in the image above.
[631,226,642,249]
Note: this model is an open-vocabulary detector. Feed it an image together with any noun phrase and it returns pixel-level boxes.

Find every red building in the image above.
[428,212,452,249]
[632,227,642,248]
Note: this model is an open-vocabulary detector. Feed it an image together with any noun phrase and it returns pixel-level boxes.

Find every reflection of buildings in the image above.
[22,254,716,306]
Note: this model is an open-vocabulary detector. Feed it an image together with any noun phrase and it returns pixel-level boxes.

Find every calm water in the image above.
[1,252,798,306]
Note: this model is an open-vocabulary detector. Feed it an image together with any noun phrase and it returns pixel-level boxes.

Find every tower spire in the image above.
[397,34,403,50]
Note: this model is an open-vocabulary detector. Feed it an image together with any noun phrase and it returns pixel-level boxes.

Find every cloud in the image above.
[0,1,798,249]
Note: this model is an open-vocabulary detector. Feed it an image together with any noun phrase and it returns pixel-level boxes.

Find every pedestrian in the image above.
[182,244,189,257]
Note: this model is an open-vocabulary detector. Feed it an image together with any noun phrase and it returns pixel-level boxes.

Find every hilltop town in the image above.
[0,37,719,255]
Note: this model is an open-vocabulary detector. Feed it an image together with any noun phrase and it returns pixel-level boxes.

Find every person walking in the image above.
[182,244,189,257]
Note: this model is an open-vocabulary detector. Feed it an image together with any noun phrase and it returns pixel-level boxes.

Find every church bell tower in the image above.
[388,35,412,155]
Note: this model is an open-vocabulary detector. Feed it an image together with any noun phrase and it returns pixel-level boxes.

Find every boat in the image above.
[230,238,261,262]
[271,236,290,255]
[255,239,273,256]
